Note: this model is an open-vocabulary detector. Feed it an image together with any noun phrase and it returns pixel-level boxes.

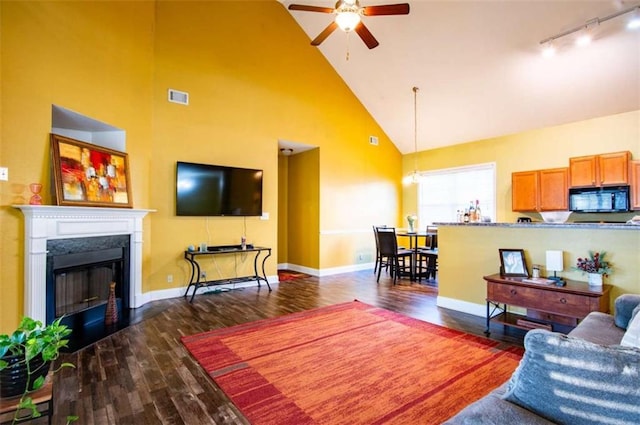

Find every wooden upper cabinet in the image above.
[569,151,630,188]
[512,171,538,211]
[632,160,640,210]
[512,168,568,212]
[569,155,597,187]
[539,168,568,211]
[599,152,630,186]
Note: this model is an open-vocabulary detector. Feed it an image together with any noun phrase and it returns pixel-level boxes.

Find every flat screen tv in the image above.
[176,161,263,217]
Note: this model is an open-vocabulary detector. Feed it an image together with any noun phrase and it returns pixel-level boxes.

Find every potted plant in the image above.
[0,316,77,424]
[574,251,612,287]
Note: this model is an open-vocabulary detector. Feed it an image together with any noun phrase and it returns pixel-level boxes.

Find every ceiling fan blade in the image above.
[288,4,335,13]
[355,22,379,49]
[362,3,410,16]
[311,21,338,46]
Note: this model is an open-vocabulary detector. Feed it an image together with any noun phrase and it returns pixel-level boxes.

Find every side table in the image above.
[0,375,53,425]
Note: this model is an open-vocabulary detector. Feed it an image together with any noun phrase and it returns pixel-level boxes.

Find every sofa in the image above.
[444,294,640,425]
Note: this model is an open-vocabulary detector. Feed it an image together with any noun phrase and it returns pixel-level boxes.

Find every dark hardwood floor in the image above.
[46,270,525,425]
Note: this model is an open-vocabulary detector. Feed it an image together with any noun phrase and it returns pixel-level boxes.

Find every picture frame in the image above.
[499,249,528,277]
[50,134,132,208]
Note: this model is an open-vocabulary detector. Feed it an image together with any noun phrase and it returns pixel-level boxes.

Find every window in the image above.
[417,163,496,225]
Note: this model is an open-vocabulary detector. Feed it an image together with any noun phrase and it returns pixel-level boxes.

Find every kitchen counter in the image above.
[434,222,640,230]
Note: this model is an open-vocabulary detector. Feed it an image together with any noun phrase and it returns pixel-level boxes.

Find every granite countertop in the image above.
[434,221,640,230]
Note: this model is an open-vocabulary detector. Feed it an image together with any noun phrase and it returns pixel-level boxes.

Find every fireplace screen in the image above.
[46,235,130,325]
[55,257,122,317]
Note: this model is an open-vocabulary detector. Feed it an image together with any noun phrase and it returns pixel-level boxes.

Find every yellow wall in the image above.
[0,1,401,332]
[287,149,320,268]
[0,1,155,332]
[278,157,289,263]
[438,225,640,313]
[404,110,640,223]
[405,110,640,310]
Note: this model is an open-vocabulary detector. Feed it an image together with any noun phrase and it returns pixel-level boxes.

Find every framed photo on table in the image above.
[499,249,528,277]
[50,134,132,208]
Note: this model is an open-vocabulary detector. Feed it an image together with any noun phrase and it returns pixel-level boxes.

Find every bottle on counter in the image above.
[468,201,475,222]
[475,200,481,222]
[463,209,470,223]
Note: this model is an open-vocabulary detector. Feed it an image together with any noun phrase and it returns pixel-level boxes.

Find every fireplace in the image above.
[46,235,130,348]
[15,205,152,350]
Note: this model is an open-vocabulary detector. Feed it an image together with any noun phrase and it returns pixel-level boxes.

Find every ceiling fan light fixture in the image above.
[335,10,361,32]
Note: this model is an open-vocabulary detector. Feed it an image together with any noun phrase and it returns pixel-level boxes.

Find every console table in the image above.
[184,245,272,303]
[484,273,610,336]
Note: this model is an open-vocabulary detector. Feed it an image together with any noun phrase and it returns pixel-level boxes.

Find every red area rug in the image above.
[181,301,523,424]
[277,270,311,282]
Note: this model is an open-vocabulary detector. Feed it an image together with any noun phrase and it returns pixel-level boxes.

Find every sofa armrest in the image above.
[614,294,640,329]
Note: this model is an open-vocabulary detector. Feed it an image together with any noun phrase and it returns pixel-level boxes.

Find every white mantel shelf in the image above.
[14,205,155,323]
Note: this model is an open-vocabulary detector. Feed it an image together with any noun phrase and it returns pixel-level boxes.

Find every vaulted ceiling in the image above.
[281,0,640,154]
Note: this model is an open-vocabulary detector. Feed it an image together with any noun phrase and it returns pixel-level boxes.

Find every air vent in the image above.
[168,89,189,105]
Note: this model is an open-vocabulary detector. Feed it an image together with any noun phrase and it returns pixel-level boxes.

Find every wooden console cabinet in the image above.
[484,273,610,335]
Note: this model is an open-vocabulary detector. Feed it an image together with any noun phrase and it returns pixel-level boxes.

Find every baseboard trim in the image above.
[436,296,486,318]
[277,263,374,277]
[132,275,278,309]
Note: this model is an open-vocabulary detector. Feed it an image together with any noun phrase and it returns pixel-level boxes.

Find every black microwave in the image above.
[569,186,630,213]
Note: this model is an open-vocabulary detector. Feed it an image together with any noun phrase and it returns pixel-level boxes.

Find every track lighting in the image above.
[541,41,556,58]
[628,7,640,29]
[575,30,592,47]
[539,3,640,56]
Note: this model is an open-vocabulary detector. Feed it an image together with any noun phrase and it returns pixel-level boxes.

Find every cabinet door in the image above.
[569,155,597,187]
[632,160,640,210]
[539,168,568,211]
[599,151,630,186]
[512,171,538,211]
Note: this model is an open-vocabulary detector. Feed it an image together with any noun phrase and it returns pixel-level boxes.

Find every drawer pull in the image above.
[560,298,567,304]
[510,289,517,295]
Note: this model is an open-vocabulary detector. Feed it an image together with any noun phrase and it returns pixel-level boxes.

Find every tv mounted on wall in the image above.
[176,161,263,217]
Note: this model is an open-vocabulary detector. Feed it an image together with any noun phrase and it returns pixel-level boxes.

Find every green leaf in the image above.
[32,375,46,390]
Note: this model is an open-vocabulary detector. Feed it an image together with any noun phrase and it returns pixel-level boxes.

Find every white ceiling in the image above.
[281,0,640,154]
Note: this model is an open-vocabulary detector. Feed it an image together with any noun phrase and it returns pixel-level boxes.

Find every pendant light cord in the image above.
[413,86,419,175]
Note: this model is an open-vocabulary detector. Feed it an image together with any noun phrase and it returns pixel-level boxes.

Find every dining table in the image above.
[396,230,438,281]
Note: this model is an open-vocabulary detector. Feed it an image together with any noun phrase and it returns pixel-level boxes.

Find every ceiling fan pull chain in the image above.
[346,32,351,61]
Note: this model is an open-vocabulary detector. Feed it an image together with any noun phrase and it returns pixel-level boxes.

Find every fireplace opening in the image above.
[46,235,131,351]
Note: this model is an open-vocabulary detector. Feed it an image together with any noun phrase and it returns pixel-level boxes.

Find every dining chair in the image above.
[421,226,438,250]
[372,225,387,275]
[375,227,413,285]
[417,250,438,282]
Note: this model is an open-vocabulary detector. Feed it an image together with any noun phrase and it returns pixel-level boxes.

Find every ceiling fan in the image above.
[288,0,410,49]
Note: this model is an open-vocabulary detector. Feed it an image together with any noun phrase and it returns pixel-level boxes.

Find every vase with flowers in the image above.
[574,251,611,287]
[406,214,417,233]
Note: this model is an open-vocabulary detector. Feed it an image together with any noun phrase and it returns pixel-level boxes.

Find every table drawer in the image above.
[543,292,593,318]
[488,282,592,318]
[487,282,547,310]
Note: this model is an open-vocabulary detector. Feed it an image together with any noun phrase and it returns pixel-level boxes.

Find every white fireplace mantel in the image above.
[14,205,154,323]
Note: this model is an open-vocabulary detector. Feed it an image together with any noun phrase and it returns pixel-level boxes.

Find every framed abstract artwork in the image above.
[50,134,132,208]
